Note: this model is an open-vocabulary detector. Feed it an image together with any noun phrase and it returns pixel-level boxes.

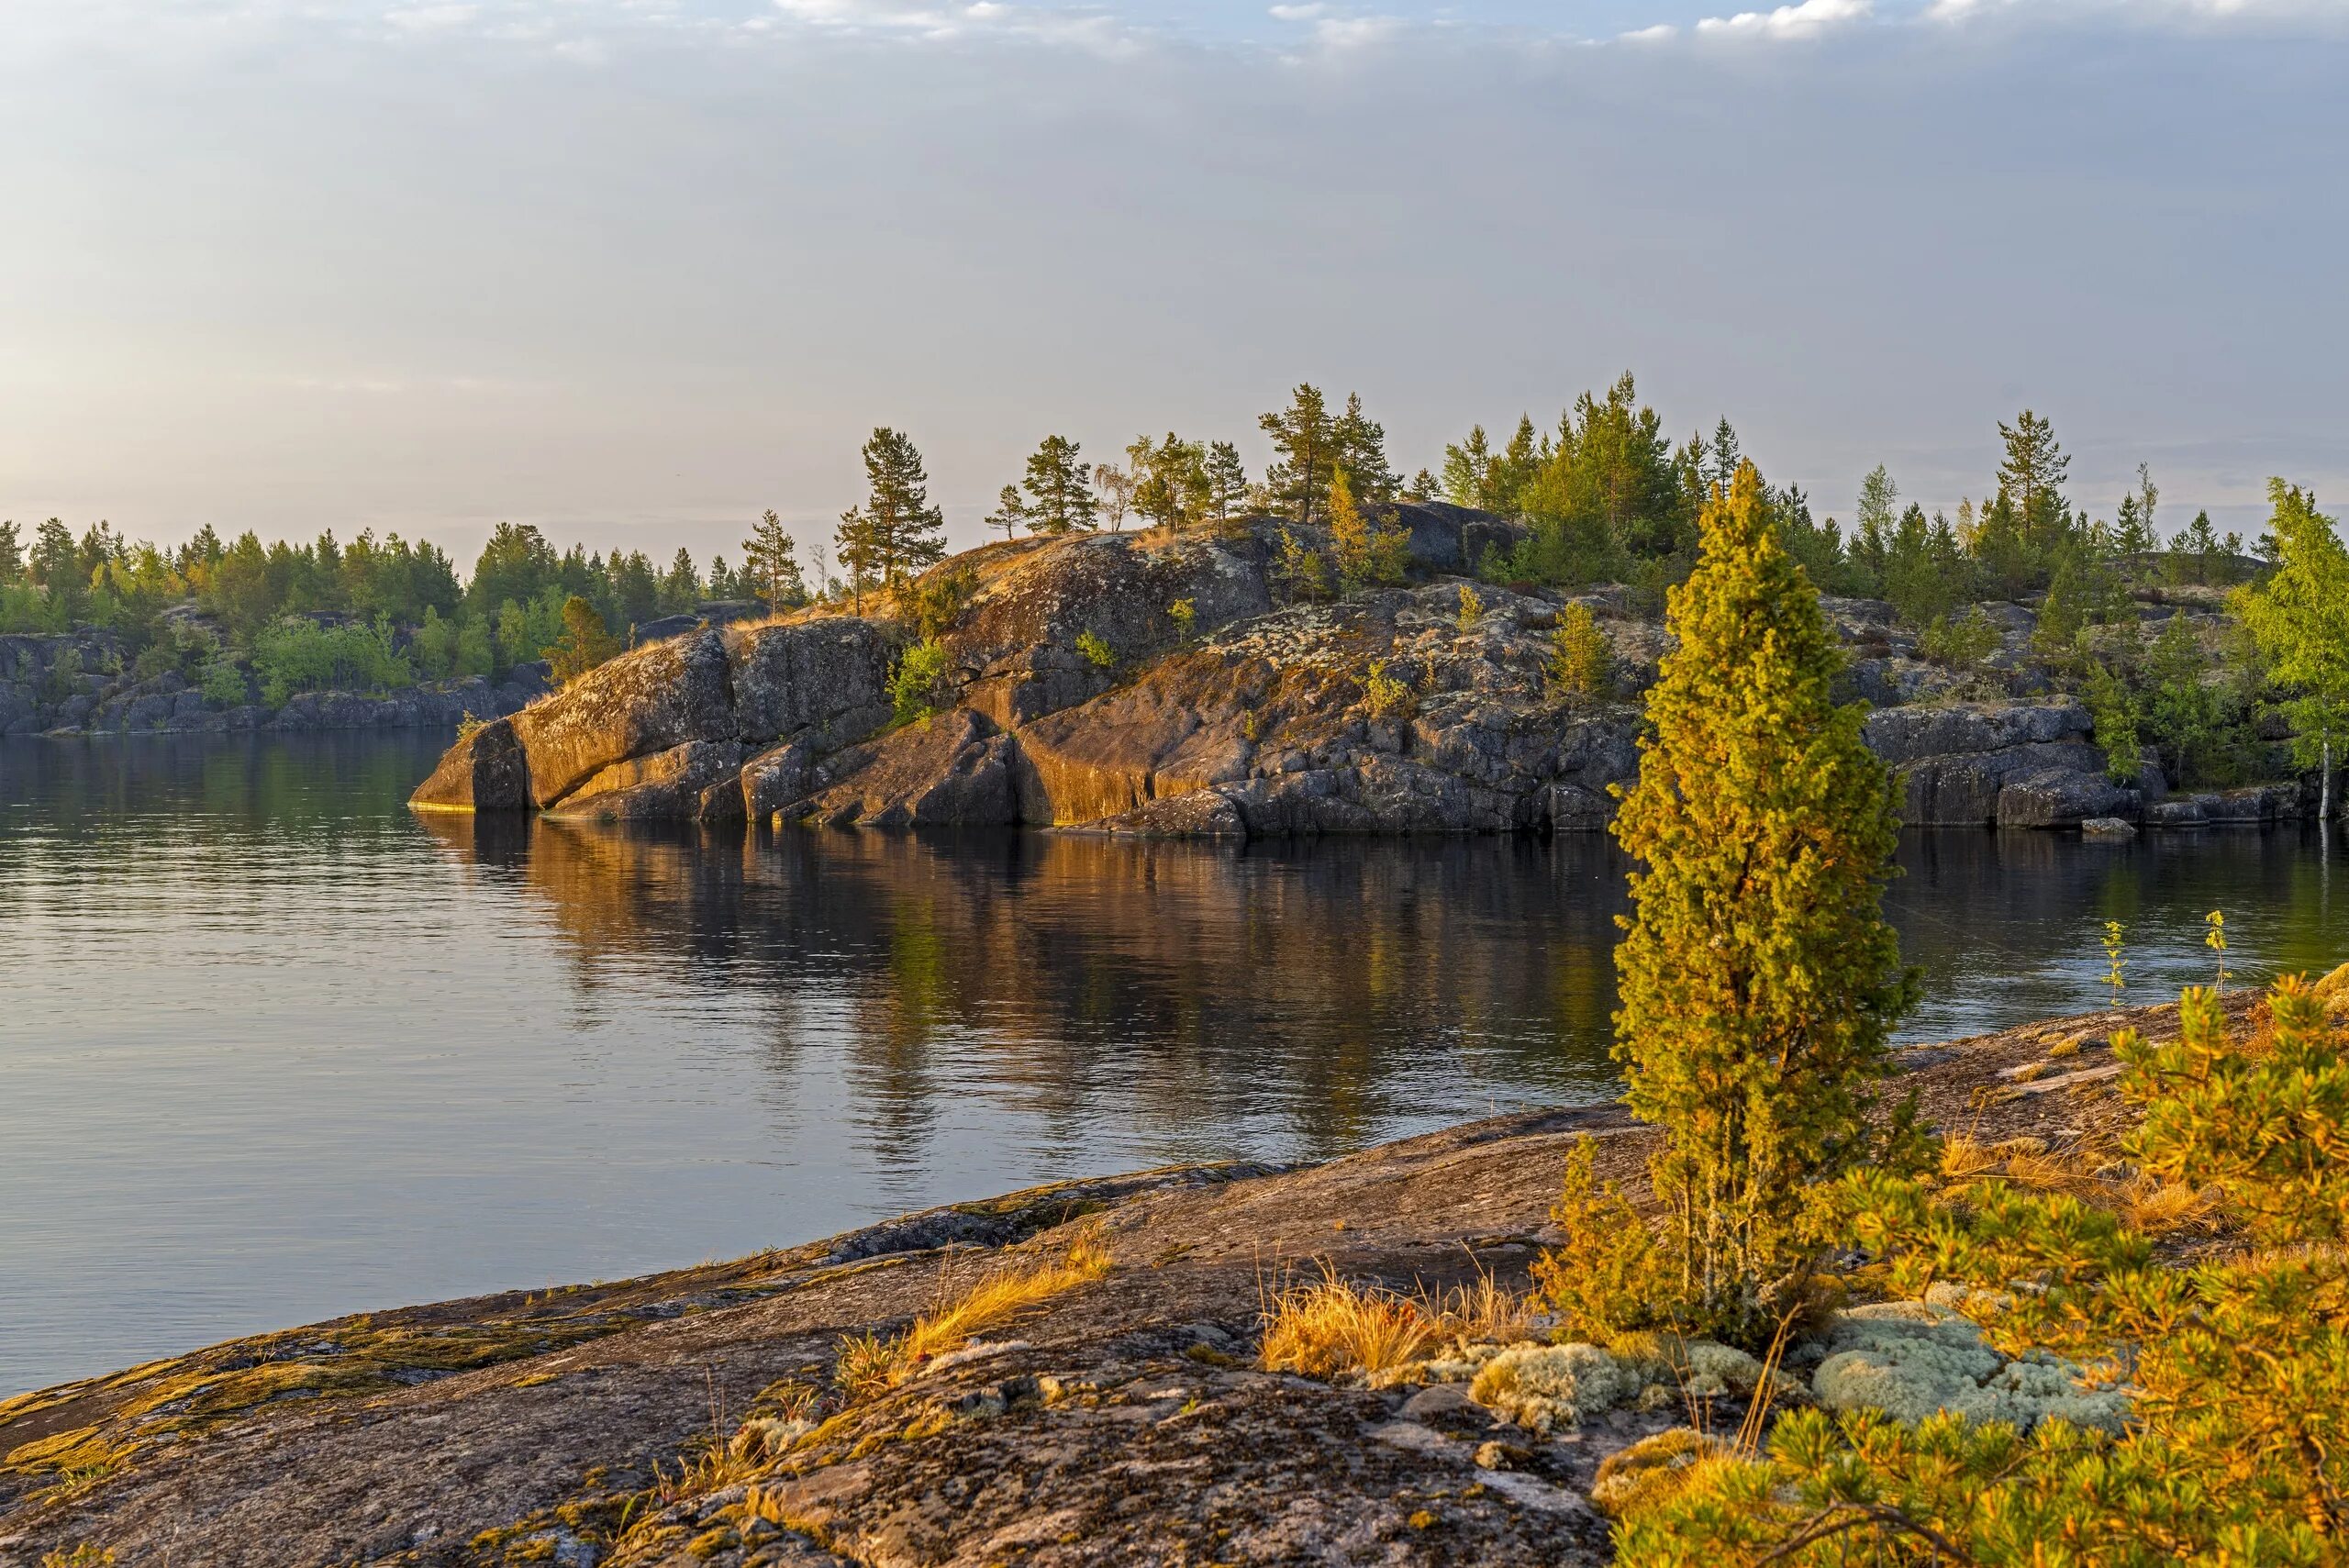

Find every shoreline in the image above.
[0,992,2221,1566]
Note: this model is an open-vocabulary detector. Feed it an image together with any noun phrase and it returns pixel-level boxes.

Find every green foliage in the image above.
[1327,471,1411,592]
[1168,597,1197,639]
[1917,606,2002,673]
[410,605,460,680]
[2082,656,2144,783]
[1130,431,1212,530]
[838,428,947,592]
[250,617,414,705]
[1548,602,1612,698]
[1617,978,2349,1565]
[197,657,249,706]
[542,595,621,685]
[909,564,977,640]
[1455,584,1483,631]
[1274,528,1330,603]
[2101,920,2126,1006]
[2143,613,2260,788]
[741,509,807,609]
[1075,628,1116,669]
[888,637,953,725]
[1551,463,1917,1349]
[1021,435,1097,534]
[2233,479,2349,795]
[1360,658,1412,721]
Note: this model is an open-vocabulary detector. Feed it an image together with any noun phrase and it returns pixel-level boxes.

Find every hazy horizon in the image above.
[5,0,2343,572]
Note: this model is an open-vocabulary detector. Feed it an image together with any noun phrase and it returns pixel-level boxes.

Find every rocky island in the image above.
[410,506,2306,836]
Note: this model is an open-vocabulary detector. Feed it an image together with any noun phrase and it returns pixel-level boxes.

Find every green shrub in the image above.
[1548,603,1612,698]
[1613,977,2349,1565]
[1918,606,2002,671]
[250,617,413,705]
[197,659,249,706]
[1361,659,1412,721]
[1076,629,1116,669]
[890,637,953,725]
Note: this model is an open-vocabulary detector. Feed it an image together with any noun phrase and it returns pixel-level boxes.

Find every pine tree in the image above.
[1442,425,1493,507]
[1259,384,1336,526]
[1548,602,1612,696]
[544,595,620,684]
[833,506,876,615]
[658,548,700,614]
[1551,462,1914,1346]
[1130,432,1208,531]
[1331,392,1395,504]
[741,509,807,609]
[1020,435,1096,534]
[985,484,1029,541]
[1204,441,1249,522]
[1996,408,2073,559]
[2235,479,2349,819]
[1709,417,1742,496]
[853,428,947,587]
[0,520,20,584]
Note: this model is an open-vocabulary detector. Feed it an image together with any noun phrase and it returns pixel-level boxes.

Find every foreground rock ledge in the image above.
[0,998,2209,1568]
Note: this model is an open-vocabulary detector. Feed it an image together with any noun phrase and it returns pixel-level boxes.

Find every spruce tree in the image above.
[1583,462,1913,1345]
[741,509,807,609]
[855,428,947,586]
[1020,435,1096,534]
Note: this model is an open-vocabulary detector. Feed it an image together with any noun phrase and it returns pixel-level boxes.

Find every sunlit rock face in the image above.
[408,511,2209,836]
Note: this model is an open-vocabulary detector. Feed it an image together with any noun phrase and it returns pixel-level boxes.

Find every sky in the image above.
[2,0,2343,573]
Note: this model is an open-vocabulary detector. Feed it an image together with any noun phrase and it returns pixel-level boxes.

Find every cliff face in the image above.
[410,509,2242,835]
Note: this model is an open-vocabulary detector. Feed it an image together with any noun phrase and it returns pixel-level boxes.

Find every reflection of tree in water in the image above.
[412,817,1632,1163]
[410,809,2349,1169]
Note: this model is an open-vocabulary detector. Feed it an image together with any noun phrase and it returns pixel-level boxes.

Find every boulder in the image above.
[2146,798,2208,829]
[408,717,532,812]
[793,708,1019,828]
[2080,817,2136,840]
[544,739,747,821]
[1995,769,2138,828]
[508,628,735,806]
[740,740,821,822]
[727,619,894,747]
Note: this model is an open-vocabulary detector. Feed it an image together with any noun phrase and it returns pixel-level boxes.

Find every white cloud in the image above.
[1267,3,1326,17]
[1695,0,1871,39]
[1313,14,1403,47]
[1618,22,1680,41]
[384,4,480,33]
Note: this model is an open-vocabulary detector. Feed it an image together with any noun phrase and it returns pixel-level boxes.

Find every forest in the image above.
[1,376,2340,795]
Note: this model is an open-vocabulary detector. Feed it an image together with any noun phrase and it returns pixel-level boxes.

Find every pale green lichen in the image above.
[1467,1343,1639,1434]
[1809,1301,2127,1434]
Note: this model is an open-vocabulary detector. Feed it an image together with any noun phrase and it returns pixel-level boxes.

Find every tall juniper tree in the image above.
[1538,462,1916,1346]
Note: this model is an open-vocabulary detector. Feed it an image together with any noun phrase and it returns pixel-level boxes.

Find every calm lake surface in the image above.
[5,731,2346,1396]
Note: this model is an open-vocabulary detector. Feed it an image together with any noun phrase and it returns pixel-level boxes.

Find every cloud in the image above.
[1618,22,1680,41]
[1694,0,1871,39]
[1923,0,2349,27]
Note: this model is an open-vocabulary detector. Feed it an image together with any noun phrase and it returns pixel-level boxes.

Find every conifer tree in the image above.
[848,428,947,588]
[985,484,1029,541]
[543,595,620,684]
[0,520,19,584]
[1020,435,1096,534]
[1259,384,1336,526]
[833,506,875,614]
[1442,425,1493,508]
[1996,408,2072,557]
[1332,392,1396,504]
[2235,478,2349,819]
[1204,441,1249,522]
[741,509,807,609]
[1556,462,1913,1346]
[1327,470,1410,592]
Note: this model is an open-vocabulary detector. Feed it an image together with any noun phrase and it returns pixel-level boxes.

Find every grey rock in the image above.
[2079,817,2136,840]
[509,628,735,806]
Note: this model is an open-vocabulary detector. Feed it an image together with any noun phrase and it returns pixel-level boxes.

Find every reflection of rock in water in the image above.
[409,819,1633,1159]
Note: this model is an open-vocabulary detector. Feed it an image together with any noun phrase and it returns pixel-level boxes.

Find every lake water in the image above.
[4,731,2345,1397]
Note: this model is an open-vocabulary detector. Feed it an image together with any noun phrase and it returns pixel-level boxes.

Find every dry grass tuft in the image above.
[830,1238,1112,1400]
[1256,1260,1542,1380]
[1258,1269,1442,1379]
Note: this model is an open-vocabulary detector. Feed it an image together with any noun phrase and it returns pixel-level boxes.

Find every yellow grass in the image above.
[1256,1260,1542,1379]
[1258,1270,1441,1378]
[831,1238,1112,1400]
